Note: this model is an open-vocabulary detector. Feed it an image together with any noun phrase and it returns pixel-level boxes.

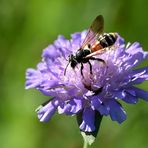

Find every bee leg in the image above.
[90,57,106,64]
[80,63,84,78]
[64,62,70,75]
[88,61,93,75]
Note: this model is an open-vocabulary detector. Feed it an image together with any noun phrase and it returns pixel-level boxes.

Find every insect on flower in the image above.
[26,13,148,135]
[64,15,117,77]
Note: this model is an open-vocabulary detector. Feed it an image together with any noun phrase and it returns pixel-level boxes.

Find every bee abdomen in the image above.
[100,33,116,48]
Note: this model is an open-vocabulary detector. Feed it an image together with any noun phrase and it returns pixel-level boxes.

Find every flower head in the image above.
[26,31,148,132]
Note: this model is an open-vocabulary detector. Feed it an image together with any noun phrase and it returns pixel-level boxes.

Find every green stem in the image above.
[83,140,88,148]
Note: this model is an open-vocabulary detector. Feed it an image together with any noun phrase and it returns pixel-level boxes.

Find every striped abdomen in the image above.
[99,33,117,48]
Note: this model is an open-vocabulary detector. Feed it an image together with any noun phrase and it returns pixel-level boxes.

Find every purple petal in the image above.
[36,62,47,71]
[132,86,148,101]
[25,68,42,89]
[97,104,109,116]
[70,32,84,52]
[42,45,61,60]
[107,100,127,123]
[36,99,59,122]
[54,35,71,55]
[91,96,102,109]
[115,33,125,45]
[130,67,148,84]
[126,52,143,68]
[113,89,126,99]
[79,107,95,132]
[117,89,138,104]
[132,66,148,79]
[122,92,138,104]
[58,98,83,115]
[71,32,82,44]
[132,66,148,76]
[126,42,143,54]
[90,96,109,116]
[144,51,148,59]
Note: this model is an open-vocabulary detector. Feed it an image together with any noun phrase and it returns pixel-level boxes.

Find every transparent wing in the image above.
[85,45,118,58]
[81,15,104,49]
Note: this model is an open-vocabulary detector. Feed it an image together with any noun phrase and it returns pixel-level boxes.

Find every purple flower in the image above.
[25,31,148,132]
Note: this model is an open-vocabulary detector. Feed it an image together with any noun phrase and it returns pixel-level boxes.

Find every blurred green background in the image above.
[0,0,148,148]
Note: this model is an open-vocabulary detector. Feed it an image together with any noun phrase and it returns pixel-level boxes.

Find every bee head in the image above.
[68,54,77,68]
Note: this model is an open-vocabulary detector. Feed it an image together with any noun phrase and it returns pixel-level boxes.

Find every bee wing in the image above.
[85,48,106,58]
[81,15,104,49]
[85,45,118,58]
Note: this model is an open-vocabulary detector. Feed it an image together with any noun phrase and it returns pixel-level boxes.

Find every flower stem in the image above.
[83,140,88,148]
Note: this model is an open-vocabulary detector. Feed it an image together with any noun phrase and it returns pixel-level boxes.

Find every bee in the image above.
[64,15,117,77]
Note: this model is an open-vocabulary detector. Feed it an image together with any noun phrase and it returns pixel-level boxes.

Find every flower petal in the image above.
[25,68,43,89]
[116,33,125,45]
[54,35,71,56]
[98,104,109,116]
[126,42,143,55]
[36,99,59,122]
[79,107,95,132]
[132,87,148,101]
[90,96,109,116]
[126,52,143,68]
[91,96,102,109]
[129,67,148,85]
[107,100,127,123]
[42,45,61,60]
[58,98,83,115]
[121,89,138,104]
